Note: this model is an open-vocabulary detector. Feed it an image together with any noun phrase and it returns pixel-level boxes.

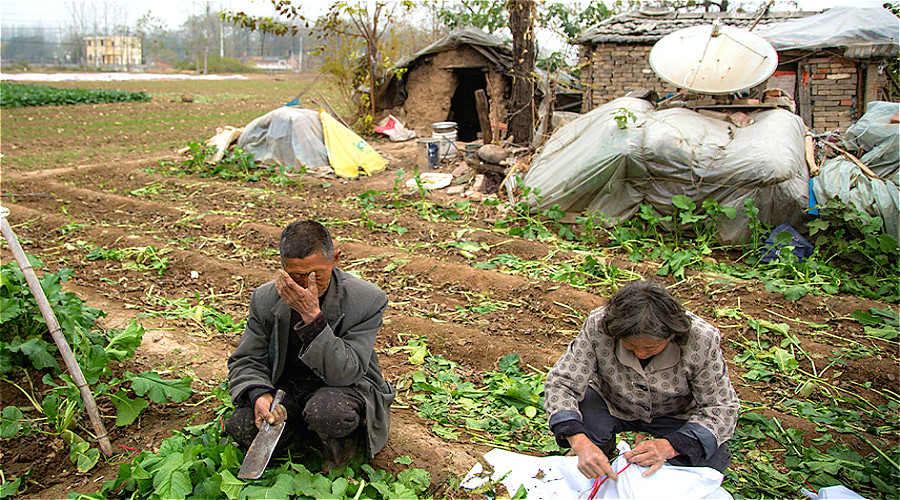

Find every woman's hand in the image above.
[623,437,677,476]
[567,433,618,481]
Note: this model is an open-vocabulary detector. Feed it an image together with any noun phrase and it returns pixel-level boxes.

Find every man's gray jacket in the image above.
[228,268,394,457]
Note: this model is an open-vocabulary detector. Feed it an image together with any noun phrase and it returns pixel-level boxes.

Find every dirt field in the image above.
[1,74,897,499]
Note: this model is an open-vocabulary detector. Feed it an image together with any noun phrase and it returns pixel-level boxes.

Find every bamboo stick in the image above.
[0,207,113,457]
[819,141,881,179]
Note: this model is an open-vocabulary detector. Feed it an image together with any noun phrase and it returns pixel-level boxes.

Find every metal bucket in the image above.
[431,122,458,160]
[417,138,440,170]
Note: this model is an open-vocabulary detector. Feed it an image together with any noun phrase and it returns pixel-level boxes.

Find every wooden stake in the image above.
[0,208,113,457]
[804,134,819,177]
[475,89,493,145]
[314,91,352,129]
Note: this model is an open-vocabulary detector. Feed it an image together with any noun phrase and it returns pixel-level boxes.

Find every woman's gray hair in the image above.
[601,280,691,345]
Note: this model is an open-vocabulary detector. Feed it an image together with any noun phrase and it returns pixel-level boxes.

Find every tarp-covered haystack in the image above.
[237,107,386,179]
[523,97,810,244]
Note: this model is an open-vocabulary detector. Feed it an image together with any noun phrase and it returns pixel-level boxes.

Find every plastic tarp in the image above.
[842,102,899,179]
[237,107,329,171]
[812,160,899,243]
[812,101,900,243]
[393,27,512,70]
[462,442,732,499]
[237,107,387,179]
[753,7,900,55]
[319,110,387,178]
[523,97,810,244]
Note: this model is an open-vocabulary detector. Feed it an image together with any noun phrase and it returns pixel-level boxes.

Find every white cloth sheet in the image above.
[462,442,733,500]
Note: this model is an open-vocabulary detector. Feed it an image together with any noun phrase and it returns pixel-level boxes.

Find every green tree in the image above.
[435,0,508,34]
[220,0,412,126]
[317,1,414,123]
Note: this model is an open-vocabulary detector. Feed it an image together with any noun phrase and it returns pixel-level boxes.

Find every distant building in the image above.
[84,35,141,68]
[247,56,294,71]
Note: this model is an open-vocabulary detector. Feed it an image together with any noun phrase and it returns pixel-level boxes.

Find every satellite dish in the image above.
[649,22,778,95]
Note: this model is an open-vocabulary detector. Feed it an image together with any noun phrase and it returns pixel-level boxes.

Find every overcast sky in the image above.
[0,0,892,31]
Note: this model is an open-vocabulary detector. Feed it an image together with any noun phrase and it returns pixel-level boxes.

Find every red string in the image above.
[221,415,226,432]
[801,474,816,492]
[117,444,142,453]
[587,463,632,499]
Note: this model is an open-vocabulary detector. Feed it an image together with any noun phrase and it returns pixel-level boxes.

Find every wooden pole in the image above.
[475,89,493,145]
[0,208,113,457]
[819,141,881,180]
[314,91,352,129]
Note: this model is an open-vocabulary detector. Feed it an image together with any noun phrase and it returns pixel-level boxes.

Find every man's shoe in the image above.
[322,436,358,471]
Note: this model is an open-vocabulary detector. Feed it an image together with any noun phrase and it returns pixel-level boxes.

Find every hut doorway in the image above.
[448,68,487,142]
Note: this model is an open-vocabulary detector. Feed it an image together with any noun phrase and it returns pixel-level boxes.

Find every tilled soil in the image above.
[2,96,897,499]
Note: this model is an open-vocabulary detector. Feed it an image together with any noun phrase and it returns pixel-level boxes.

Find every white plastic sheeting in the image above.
[812,161,899,243]
[236,107,329,171]
[842,102,899,179]
[754,7,900,55]
[801,485,869,500]
[1,73,248,82]
[523,97,810,244]
[462,442,733,499]
[813,102,900,243]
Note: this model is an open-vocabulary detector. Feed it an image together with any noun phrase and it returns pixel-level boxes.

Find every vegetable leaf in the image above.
[127,371,192,404]
[110,390,150,426]
[218,470,245,500]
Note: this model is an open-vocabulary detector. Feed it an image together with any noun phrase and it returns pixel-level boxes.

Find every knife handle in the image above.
[270,389,285,411]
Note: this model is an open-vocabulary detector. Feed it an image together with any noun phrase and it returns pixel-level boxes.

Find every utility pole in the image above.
[219,4,224,58]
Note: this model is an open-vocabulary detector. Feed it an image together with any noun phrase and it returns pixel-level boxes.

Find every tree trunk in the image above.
[507,0,535,144]
[368,37,377,121]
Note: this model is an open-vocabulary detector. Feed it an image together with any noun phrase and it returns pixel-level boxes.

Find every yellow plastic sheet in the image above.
[319,110,387,178]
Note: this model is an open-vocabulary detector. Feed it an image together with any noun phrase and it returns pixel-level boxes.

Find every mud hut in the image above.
[576,7,899,131]
[376,27,513,142]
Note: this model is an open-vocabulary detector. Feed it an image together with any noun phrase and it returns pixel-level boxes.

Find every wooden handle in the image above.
[270,389,285,410]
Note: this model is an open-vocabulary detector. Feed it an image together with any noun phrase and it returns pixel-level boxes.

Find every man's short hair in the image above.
[279,220,334,263]
[601,279,691,345]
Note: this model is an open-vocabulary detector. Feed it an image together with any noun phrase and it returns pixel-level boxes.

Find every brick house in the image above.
[576,8,898,132]
[84,35,141,69]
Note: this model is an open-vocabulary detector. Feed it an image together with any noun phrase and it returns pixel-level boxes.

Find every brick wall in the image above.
[807,56,858,131]
[582,43,864,131]
[581,43,680,112]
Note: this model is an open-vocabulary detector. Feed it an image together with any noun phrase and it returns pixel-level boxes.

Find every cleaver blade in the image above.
[237,389,286,480]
